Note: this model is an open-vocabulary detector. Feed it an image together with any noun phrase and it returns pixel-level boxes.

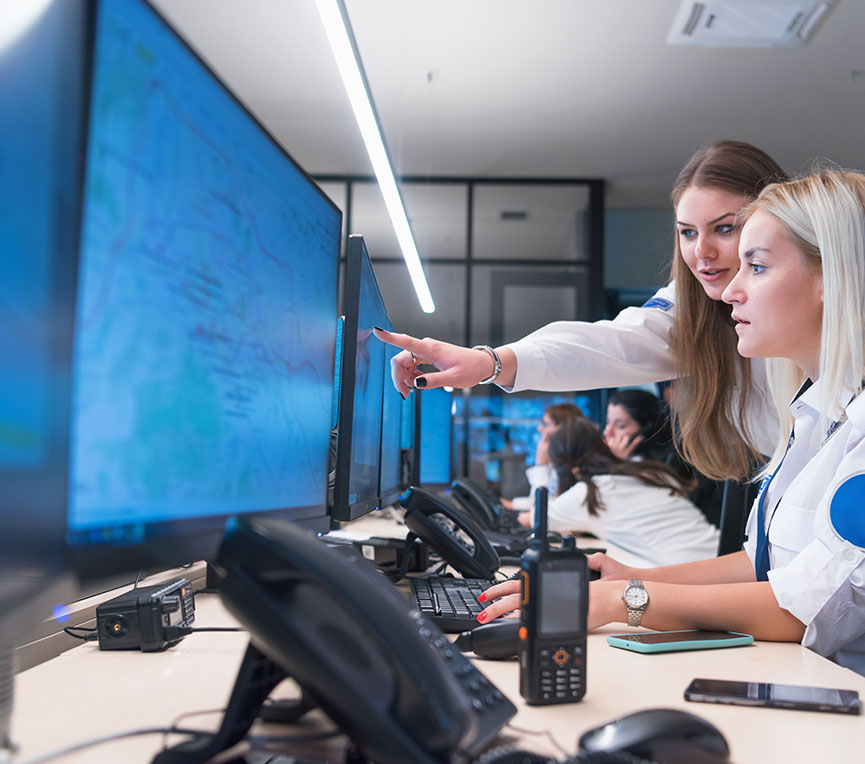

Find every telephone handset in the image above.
[400,485,501,579]
[160,515,517,764]
[451,478,507,531]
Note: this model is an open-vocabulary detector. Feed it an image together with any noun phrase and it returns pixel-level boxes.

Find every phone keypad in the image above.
[536,643,584,702]
[411,610,517,739]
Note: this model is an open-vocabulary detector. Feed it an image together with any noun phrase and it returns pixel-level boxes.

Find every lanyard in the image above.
[754,432,795,582]
[754,417,845,581]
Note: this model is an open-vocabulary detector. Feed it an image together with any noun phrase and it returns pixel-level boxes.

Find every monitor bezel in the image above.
[378,320,403,507]
[331,235,387,522]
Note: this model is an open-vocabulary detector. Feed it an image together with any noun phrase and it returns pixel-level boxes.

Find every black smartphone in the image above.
[685,678,861,715]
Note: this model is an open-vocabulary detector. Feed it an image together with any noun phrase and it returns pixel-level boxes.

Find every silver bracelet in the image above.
[472,345,502,385]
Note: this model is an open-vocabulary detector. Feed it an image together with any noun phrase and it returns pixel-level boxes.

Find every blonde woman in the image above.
[479,170,865,675]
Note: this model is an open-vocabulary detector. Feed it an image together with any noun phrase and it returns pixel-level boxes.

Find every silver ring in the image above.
[410,351,417,364]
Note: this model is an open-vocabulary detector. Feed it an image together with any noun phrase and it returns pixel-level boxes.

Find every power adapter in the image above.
[96,578,195,651]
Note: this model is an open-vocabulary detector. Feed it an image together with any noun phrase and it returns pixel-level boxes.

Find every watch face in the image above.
[625,585,648,608]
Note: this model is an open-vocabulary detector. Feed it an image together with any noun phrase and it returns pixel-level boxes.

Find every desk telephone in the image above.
[449,477,522,532]
[154,515,516,764]
[401,485,501,578]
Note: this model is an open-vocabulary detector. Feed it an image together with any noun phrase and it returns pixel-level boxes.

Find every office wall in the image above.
[604,209,673,291]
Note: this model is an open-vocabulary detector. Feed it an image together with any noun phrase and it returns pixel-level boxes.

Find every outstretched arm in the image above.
[373,328,517,395]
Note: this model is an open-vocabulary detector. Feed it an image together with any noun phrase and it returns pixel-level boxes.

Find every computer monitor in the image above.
[418,388,454,486]
[64,0,342,579]
[379,324,403,507]
[400,386,420,487]
[331,235,388,521]
[0,0,84,651]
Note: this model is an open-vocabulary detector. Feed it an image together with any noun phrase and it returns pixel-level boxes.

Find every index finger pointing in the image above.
[373,327,430,357]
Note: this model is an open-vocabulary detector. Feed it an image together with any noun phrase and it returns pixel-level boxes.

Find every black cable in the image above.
[163,625,244,641]
[63,627,98,642]
[503,723,569,759]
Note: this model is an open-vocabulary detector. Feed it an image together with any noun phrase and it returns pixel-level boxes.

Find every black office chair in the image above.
[716,479,760,556]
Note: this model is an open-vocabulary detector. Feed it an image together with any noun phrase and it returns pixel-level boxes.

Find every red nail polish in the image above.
[476,611,487,622]
[477,593,486,602]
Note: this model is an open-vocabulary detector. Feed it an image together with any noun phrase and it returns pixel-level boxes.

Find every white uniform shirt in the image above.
[501,283,779,456]
[743,378,865,674]
[510,463,556,512]
[530,473,720,568]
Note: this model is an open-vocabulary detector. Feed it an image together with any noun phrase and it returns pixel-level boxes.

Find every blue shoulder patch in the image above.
[641,297,673,311]
[829,473,865,548]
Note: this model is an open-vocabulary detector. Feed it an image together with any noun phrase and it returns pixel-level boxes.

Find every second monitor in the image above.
[331,235,389,522]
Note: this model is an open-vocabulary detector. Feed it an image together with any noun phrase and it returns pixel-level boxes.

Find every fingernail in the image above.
[477,592,486,602]
[373,326,384,332]
[400,392,407,400]
[414,377,427,389]
[476,611,487,622]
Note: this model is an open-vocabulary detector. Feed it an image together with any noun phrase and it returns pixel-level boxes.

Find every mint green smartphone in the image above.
[606,629,754,653]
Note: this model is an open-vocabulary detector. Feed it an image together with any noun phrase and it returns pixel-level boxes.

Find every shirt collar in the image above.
[791,373,863,422]
[790,377,818,418]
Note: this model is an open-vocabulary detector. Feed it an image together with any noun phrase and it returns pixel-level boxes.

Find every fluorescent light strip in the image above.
[315,0,435,314]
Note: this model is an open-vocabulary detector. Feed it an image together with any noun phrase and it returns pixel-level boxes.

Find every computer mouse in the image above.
[578,707,729,764]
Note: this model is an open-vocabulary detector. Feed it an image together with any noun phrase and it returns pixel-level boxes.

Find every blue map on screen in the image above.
[68,0,340,530]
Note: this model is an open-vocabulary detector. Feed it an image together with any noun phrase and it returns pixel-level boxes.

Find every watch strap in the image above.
[623,578,647,628]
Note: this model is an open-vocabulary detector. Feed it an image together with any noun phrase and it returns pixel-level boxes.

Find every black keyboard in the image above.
[410,576,494,632]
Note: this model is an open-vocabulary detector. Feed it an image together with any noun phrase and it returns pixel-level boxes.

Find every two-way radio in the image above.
[518,487,588,705]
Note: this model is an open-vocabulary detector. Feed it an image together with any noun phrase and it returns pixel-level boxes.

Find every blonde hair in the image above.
[740,170,865,476]
[669,141,788,480]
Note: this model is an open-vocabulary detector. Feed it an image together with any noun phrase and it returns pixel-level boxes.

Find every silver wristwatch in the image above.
[622,579,649,627]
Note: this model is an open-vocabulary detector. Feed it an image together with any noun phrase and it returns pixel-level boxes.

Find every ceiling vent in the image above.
[667,1,837,47]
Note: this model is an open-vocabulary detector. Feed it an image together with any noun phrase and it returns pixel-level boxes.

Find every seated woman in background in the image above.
[517,416,719,567]
[479,169,865,675]
[606,387,725,527]
[604,388,674,463]
[501,402,583,512]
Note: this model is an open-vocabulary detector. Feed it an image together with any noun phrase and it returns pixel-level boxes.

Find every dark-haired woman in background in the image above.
[604,388,673,463]
[517,417,719,567]
[605,387,725,526]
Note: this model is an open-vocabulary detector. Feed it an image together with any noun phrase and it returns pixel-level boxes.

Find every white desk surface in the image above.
[11,515,865,763]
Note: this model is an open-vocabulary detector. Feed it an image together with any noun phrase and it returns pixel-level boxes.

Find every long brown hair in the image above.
[546,402,583,425]
[549,417,692,517]
[669,140,788,480]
